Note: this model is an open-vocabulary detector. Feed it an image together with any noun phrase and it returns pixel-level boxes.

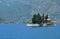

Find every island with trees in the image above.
[27,13,54,27]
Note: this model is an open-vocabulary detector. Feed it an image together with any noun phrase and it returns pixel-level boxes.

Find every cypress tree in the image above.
[45,14,48,22]
[37,13,41,19]
[32,14,36,24]
[42,14,44,23]
[36,13,42,24]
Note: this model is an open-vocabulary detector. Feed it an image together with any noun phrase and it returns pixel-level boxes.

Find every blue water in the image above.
[0,24,60,39]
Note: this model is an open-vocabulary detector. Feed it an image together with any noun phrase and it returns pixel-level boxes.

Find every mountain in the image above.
[0,0,60,24]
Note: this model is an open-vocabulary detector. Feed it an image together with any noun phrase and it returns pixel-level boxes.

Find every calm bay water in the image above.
[0,24,60,39]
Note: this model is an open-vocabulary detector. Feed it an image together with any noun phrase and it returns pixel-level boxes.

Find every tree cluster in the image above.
[32,13,48,24]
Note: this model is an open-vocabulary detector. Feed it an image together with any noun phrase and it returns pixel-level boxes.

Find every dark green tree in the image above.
[42,13,44,23]
[37,13,41,19]
[32,13,42,24]
[45,14,48,22]
[36,13,42,24]
[32,14,36,24]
